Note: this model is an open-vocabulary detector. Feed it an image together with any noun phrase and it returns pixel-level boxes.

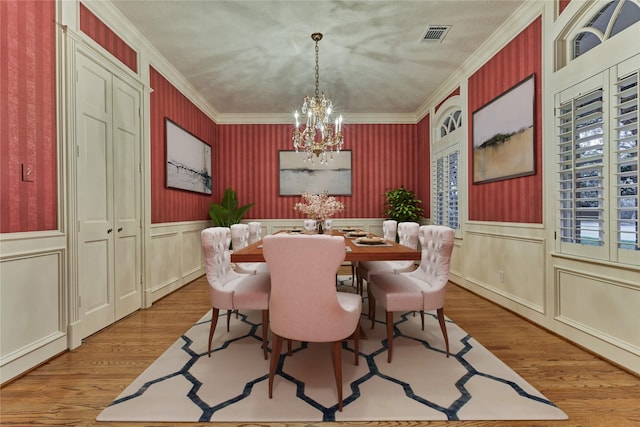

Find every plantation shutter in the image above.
[557,88,605,246]
[614,71,639,251]
[432,150,459,229]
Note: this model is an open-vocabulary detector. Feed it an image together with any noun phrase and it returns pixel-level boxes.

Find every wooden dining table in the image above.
[230,229,421,263]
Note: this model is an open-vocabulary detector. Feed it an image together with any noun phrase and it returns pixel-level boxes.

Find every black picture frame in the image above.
[165,118,212,194]
[472,74,535,184]
[278,150,352,196]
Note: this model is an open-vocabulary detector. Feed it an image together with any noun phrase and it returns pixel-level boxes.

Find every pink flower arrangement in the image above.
[294,192,344,221]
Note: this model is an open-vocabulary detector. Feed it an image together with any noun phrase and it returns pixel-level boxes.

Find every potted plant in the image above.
[209,188,254,227]
[383,186,423,223]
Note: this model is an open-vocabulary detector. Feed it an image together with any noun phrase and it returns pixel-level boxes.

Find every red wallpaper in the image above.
[467,17,543,223]
[559,0,572,15]
[216,123,419,220]
[0,0,57,233]
[150,67,217,223]
[79,2,137,73]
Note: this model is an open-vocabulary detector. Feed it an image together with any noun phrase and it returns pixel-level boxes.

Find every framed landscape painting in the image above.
[472,75,535,184]
[165,118,212,194]
[279,150,352,196]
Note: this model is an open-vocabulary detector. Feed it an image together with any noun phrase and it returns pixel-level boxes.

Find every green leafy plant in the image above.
[383,186,423,223]
[209,188,254,227]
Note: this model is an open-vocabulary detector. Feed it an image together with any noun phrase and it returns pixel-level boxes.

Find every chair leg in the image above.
[437,307,450,358]
[287,339,292,356]
[353,322,360,366]
[386,311,394,363]
[261,310,269,360]
[208,308,220,357]
[351,262,356,288]
[226,309,232,332]
[268,334,283,399]
[420,310,425,330]
[331,341,344,411]
[368,287,376,328]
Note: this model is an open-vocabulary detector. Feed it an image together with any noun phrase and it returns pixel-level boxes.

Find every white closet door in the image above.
[75,51,142,338]
[112,75,142,320]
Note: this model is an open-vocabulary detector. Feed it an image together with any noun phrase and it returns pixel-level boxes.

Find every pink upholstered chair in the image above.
[230,223,269,275]
[248,221,263,244]
[262,234,361,411]
[303,219,316,231]
[201,227,271,359]
[368,225,455,363]
[383,219,398,241]
[355,221,419,295]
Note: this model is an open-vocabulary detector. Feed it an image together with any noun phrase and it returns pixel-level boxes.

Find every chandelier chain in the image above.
[314,40,320,99]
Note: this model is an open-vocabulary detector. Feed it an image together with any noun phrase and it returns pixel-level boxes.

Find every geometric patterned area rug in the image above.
[97,281,567,423]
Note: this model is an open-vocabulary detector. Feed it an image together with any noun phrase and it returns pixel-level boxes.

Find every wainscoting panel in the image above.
[464,225,546,313]
[0,232,68,384]
[181,228,204,278]
[449,239,463,280]
[556,267,640,354]
[148,221,209,303]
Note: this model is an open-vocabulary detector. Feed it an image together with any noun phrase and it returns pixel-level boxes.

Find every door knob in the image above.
[107,228,113,233]
[117,227,123,232]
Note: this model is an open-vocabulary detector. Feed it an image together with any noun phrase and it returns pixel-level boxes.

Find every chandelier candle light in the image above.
[292,33,344,165]
[294,192,344,234]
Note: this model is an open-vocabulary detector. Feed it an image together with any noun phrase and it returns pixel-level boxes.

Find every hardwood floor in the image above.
[2,274,639,427]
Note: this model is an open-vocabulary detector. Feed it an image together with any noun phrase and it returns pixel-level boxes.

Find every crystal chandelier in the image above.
[292,33,344,165]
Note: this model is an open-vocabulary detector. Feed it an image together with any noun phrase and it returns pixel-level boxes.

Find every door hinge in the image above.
[78,295,81,307]
[554,231,557,240]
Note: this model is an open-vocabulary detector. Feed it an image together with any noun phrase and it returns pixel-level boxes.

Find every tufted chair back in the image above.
[248,221,262,244]
[387,221,420,271]
[397,222,420,249]
[303,219,316,231]
[230,223,250,250]
[382,220,398,241]
[408,225,455,308]
[201,227,242,308]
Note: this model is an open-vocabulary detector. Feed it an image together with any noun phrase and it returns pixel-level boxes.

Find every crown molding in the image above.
[215,112,419,125]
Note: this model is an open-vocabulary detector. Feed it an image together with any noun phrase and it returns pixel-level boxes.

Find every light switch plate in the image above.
[21,163,35,182]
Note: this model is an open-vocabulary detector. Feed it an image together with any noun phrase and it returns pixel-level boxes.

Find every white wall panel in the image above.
[556,268,640,352]
[465,226,546,313]
[148,221,208,302]
[0,232,67,384]
[181,228,203,277]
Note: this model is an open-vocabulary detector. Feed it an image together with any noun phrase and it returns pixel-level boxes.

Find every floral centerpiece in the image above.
[294,192,344,233]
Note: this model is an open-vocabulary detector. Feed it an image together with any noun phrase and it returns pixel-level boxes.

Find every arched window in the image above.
[439,109,462,138]
[432,101,463,233]
[572,0,640,59]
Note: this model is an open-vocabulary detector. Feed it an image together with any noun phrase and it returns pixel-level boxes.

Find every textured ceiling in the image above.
[110,0,524,119]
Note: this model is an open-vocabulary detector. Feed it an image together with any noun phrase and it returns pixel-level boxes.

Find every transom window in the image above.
[573,0,640,59]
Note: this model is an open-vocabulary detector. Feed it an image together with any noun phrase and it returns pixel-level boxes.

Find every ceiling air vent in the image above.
[421,25,451,42]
